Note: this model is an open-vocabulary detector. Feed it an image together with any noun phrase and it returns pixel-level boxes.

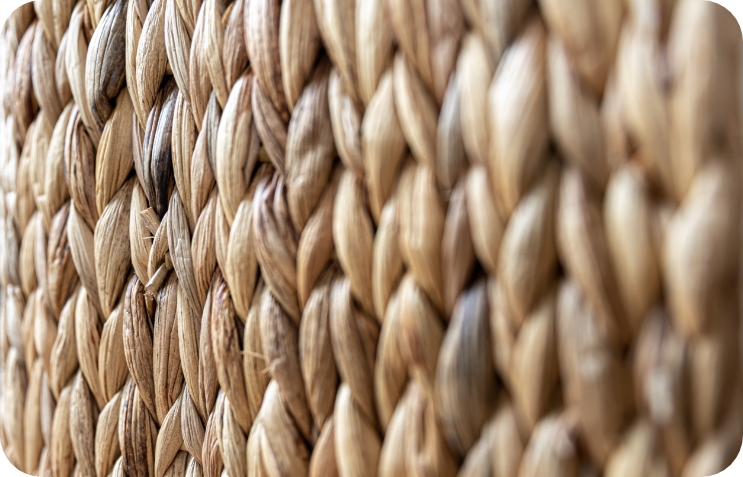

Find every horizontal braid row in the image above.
[0,0,742,477]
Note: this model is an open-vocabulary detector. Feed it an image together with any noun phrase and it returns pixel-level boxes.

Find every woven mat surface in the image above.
[1,1,742,476]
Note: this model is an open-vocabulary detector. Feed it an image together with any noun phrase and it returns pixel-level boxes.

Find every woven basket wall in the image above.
[1,0,743,476]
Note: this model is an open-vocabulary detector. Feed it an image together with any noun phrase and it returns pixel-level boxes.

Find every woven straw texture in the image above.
[1,0,743,476]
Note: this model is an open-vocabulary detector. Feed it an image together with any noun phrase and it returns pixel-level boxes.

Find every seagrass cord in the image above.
[1,0,743,476]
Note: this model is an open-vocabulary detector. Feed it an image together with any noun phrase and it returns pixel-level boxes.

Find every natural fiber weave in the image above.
[1,0,742,476]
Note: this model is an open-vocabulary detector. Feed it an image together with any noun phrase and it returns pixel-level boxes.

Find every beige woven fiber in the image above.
[1,0,743,476]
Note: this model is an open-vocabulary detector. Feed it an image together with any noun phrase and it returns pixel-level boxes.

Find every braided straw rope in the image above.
[1,0,743,477]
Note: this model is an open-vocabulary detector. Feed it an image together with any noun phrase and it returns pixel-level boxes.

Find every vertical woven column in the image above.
[49,2,134,477]
[602,1,743,475]
[244,0,337,473]
[30,1,79,476]
[0,3,38,472]
[37,2,80,476]
[123,1,185,476]
[162,1,219,476]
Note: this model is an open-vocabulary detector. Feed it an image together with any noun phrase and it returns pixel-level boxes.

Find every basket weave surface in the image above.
[1,0,743,476]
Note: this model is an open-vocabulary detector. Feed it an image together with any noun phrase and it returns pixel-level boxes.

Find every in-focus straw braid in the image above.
[242,0,339,474]
[211,17,254,475]
[300,263,341,476]
[88,4,134,477]
[58,2,133,477]
[282,29,341,477]
[123,83,186,477]
[314,0,473,475]
[122,1,187,477]
[172,1,256,476]
[165,0,221,476]
[170,1,264,476]
[0,4,38,473]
